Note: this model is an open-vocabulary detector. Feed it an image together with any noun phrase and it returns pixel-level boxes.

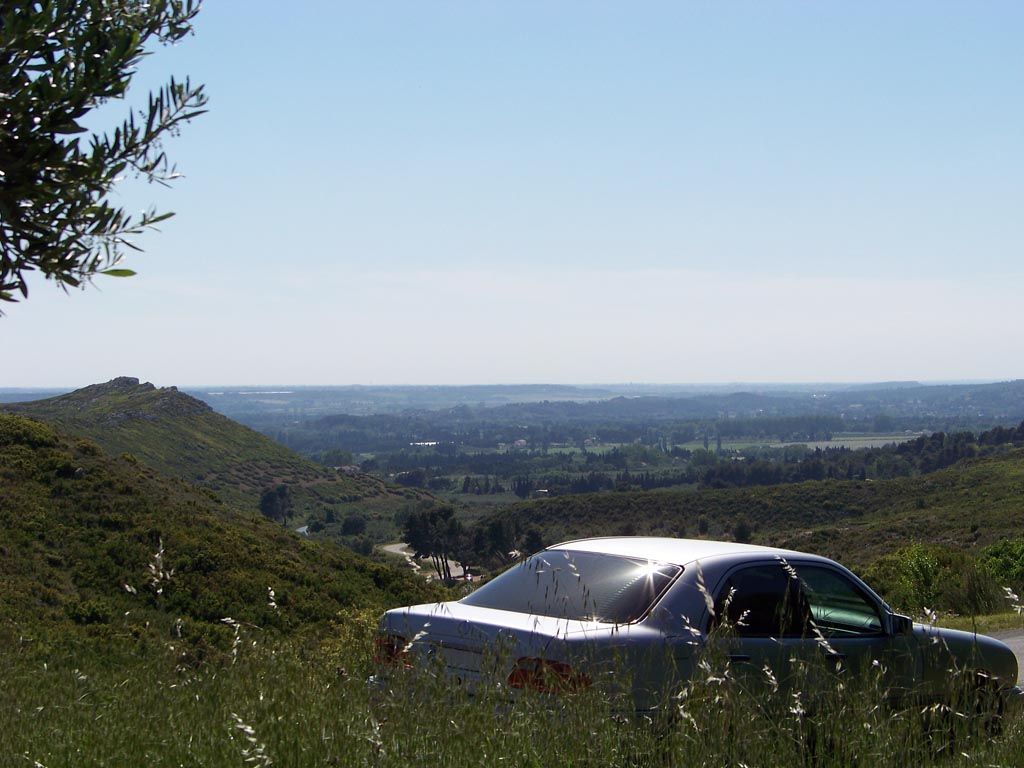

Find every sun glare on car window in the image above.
[462,550,681,623]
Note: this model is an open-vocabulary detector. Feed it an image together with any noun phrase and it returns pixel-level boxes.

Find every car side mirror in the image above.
[891,613,913,636]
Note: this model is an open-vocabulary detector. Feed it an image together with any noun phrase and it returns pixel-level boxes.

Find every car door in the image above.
[797,563,918,696]
[710,559,918,699]
[710,561,812,692]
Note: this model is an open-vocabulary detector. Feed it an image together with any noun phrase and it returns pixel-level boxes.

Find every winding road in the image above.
[381,542,465,580]
[381,542,420,572]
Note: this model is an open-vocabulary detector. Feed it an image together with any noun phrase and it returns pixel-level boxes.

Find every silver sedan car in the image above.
[373,537,1022,714]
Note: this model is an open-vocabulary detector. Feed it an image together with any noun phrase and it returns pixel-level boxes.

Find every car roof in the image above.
[547,536,818,567]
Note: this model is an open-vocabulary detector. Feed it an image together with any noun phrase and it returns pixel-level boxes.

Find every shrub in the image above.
[978,538,1024,592]
[0,414,59,447]
[864,544,1001,616]
[66,598,114,625]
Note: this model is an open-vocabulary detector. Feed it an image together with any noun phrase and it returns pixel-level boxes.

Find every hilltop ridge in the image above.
[3,377,428,544]
[34,377,213,422]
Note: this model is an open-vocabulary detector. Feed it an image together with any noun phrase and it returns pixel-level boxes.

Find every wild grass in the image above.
[2,615,1021,767]
[941,611,1024,635]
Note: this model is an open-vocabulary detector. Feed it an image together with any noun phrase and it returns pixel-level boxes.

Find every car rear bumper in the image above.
[1003,684,1024,708]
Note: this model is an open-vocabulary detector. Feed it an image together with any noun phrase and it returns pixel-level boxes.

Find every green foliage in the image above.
[259,483,293,523]
[978,538,1024,591]
[404,506,462,580]
[316,447,353,466]
[65,597,115,625]
[75,438,101,456]
[732,514,753,543]
[861,544,1003,617]
[899,543,942,611]
[480,445,1024,580]
[0,412,59,447]
[0,0,207,307]
[0,412,440,638]
[341,514,367,536]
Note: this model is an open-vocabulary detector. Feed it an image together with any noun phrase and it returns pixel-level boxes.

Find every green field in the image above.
[675,432,916,452]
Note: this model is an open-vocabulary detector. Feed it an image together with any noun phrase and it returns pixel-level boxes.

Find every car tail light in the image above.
[507,657,591,694]
[374,633,410,666]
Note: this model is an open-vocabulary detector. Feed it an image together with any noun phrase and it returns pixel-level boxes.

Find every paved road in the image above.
[380,542,465,580]
[992,629,1024,677]
[381,542,421,573]
[381,541,414,558]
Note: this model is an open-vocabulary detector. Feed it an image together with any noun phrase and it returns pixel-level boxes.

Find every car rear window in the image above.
[460,549,681,624]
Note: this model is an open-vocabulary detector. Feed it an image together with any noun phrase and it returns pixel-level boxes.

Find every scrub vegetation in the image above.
[0,410,439,635]
[3,378,428,550]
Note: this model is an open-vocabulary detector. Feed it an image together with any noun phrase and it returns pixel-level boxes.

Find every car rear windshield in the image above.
[460,549,681,624]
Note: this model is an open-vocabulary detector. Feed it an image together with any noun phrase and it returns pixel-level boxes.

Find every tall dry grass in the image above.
[1,612,1020,767]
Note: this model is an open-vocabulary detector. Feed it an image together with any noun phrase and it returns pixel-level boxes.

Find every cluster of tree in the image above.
[212,383,1023,529]
[266,412,850,457]
[697,424,1024,490]
[435,422,1024,501]
[459,475,506,495]
[390,444,681,488]
[508,469,693,497]
[714,416,842,442]
[402,506,544,580]
[258,484,293,522]
[403,507,462,581]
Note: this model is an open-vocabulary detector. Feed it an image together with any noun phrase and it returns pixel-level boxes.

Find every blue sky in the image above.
[4,1,1023,387]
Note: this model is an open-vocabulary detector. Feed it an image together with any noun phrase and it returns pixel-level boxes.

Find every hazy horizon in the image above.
[4,2,1023,387]
[0,377,1012,394]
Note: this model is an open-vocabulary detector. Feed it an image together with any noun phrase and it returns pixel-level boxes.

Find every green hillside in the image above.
[494,448,1024,572]
[3,377,424,543]
[0,412,438,642]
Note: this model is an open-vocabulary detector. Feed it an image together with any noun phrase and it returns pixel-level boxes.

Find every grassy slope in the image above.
[498,447,1024,571]
[0,413,438,639]
[3,377,425,537]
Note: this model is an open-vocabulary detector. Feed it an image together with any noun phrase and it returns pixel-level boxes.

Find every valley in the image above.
[4,377,1024,766]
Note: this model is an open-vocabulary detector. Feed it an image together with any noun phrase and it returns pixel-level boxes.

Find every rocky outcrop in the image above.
[6,376,213,423]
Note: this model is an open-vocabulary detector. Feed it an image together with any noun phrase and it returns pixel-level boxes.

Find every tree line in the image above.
[397,422,1024,499]
[402,506,544,579]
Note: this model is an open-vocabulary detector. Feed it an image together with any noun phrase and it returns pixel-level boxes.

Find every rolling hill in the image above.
[0,411,438,641]
[490,447,1024,573]
[3,377,424,542]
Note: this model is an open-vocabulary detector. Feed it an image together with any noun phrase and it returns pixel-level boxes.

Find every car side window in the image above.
[713,564,810,637]
[798,566,884,637]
